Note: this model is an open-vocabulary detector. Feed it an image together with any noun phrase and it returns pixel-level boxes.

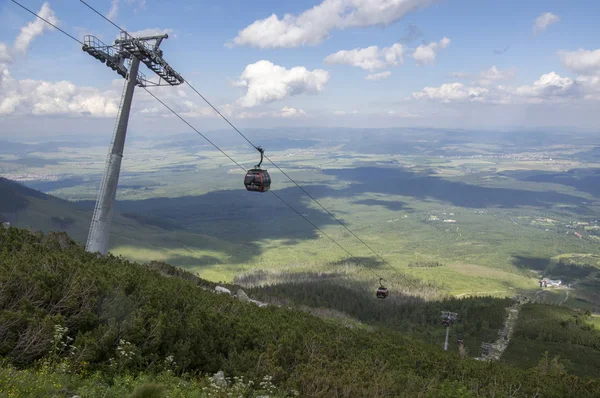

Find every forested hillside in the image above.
[502,303,600,377]
[246,280,512,357]
[1,226,600,397]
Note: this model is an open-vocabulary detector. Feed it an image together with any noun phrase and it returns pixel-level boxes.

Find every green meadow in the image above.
[2,129,600,306]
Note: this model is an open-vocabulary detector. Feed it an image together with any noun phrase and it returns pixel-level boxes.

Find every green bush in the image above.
[1,227,600,397]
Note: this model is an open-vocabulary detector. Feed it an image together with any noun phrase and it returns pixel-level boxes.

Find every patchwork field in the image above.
[2,129,599,308]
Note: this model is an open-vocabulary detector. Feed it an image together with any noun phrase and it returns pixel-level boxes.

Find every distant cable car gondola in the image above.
[244,146,271,192]
[376,278,389,299]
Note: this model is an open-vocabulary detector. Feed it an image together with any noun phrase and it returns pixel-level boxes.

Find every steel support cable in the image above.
[75,0,407,283]
[141,88,383,280]
[183,81,419,289]
[10,0,84,45]
[77,0,398,284]
[7,0,383,280]
[16,0,415,288]
[80,0,124,33]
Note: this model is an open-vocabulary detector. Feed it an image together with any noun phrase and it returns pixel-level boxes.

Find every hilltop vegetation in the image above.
[3,127,600,305]
[0,129,600,310]
[245,278,512,358]
[502,303,600,377]
[1,226,600,397]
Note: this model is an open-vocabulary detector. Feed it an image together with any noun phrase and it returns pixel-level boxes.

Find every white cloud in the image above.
[13,2,58,53]
[332,109,419,118]
[515,72,574,99]
[449,71,469,79]
[0,64,120,117]
[131,0,147,9]
[106,0,146,20]
[131,85,315,121]
[575,75,600,100]
[365,71,392,81]
[412,82,489,102]
[412,37,450,65]
[279,106,307,118]
[234,60,329,108]
[324,44,403,71]
[478,66,516,85]
[107,0,119,20]
[533,12,559,35]
[385,110,421,118]
[125,28,174,39]
[559,49,600,76]
[0,7,301,126]
[237,106,308,119]
[0,3,120,118]
[333,109,358,115]
[0,44,12,63]
[411,70,598,105]
[137,87,310,120]
[451,66,517,86]
[228,0,436,49]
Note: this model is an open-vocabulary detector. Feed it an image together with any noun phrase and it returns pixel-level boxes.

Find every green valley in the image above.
[1,226,599,397]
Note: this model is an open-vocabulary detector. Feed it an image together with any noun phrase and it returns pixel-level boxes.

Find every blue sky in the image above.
[1,0,600,137]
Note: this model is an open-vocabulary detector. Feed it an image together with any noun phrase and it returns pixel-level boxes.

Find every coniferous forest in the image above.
[1,226,600,397]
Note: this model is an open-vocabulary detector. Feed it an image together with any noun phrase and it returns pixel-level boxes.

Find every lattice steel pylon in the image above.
[84,31,184,255]
[441,311,459,351]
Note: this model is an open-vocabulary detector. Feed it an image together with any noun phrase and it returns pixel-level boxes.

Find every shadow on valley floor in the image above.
[545,261,598,282]
[103,165,592,265]
[512,255,598,283]
[318,167,590,211]
[353,199,411,212]
[512,255,550,272]
[500,168,600,197]
[113,188,339,245]
[164,253,224,267]
[327,257,385,268]
[574,146,600,162]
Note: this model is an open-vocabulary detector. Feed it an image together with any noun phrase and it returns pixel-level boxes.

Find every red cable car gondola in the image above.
[376,278,389,299]
[244,146,271,192]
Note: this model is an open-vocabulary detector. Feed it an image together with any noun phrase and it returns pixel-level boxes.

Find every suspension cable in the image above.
[10,0,84,45]
[77,0,415,286]
[142,87,384,280]
[12,0,420,289]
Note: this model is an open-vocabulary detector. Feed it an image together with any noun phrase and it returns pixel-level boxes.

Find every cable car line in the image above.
[186,81,420,289]
[376,278,389,299]
[74,0,417,288]
[12,0,417,293]
[10,0,385,288]
[181,89,417,288]
[243,147,271,192]
[79,0,124,33]
[142,87,383,280]
[10,0,84,45]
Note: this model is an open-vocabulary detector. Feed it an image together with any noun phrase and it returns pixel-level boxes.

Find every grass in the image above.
[0,364,289,398]
[7,227,599,397]
[591,315,600,330]
[4,139,600,306]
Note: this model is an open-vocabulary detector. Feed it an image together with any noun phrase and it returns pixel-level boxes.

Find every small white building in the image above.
[539,278,562,287]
